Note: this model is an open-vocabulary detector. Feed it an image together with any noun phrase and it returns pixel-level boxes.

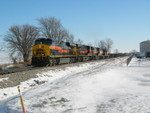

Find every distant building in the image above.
[140,40,150,52]
[139,40,150,58]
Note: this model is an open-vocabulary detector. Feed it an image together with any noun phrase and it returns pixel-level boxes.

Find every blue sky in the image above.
[0,0,150,55]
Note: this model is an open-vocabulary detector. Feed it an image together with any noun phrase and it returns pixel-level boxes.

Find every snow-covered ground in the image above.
[0,57,12,65]
[1,57,150,113]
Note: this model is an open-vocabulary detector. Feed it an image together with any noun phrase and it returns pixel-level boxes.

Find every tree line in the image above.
[3,17,113,63]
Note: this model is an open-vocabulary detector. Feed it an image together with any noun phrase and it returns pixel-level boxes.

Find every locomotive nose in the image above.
[36,49,45,56]
[38,45,44,48]
[33,44,50,57]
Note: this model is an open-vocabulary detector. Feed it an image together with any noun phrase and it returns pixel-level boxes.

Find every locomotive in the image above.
[32,38,109,66]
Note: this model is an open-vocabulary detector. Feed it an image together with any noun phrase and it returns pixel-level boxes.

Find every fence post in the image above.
[126,55,134,66]
[18,86,26,113]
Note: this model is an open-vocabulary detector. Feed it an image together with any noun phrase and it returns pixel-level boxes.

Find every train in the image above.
[32,38,114,66]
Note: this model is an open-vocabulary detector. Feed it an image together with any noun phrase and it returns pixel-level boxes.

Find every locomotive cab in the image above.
[34,38,53,45]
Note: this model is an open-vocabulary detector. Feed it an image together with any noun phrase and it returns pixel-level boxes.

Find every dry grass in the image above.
[0,62,31,70]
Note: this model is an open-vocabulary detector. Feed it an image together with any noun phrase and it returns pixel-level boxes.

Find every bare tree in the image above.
[114,49,119,54]
[76,39,83,45]
[98,38,113,52]
[0,46,3,51]
[66,33,74,43]
[38,17,69,43]
[87,42,93,46]
[94,40,99,47]
[9,52,17,64]
[0,38,4,51]
[98,40,107,55]
[105,38,113,52]
[130,49,137,55]
[98,40,106,50]
[4,24,39,62]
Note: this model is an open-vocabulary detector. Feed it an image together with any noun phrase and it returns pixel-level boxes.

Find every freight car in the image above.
[32,38,109,66]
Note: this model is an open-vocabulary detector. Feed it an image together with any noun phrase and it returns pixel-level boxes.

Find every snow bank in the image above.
[0,78,9,82]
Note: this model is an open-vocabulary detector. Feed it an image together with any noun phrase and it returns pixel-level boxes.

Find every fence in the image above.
[126,54,134,66]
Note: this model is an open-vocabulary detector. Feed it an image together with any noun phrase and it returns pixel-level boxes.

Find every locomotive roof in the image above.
[35,38,56,42]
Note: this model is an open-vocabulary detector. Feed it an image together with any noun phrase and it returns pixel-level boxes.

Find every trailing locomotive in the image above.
[32,38,109,66]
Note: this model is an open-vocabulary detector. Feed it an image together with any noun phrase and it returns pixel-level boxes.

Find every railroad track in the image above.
[0,63,71,75]
[0,62,78,75]
[0,66,44,75]
[0,61,88,75]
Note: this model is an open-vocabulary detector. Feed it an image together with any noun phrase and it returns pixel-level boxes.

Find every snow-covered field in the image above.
[0,57,12,65]
[1,57,150,113]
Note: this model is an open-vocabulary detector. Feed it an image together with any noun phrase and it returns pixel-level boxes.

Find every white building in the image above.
[139,40,150,58]
[140,40,150,52]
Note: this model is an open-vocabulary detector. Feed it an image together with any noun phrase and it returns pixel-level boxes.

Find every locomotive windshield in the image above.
[35,38,52,45]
